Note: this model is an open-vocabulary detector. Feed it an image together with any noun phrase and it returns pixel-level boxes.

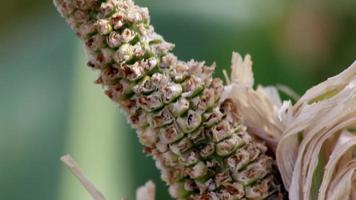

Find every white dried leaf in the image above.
[318,130,356,200]
[223,52,291,151]
[230,52,254,88]
[276,61,356,200]
[226,53,356,200]
[326,159,356,200]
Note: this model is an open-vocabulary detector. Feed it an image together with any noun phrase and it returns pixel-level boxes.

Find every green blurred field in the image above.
[0,0,355,199]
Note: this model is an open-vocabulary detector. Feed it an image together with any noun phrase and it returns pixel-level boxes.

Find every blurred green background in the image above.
[0,0,355,199]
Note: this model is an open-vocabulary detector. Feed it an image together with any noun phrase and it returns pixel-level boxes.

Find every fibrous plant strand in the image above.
[61,155,106,200]
[54,0,285,199]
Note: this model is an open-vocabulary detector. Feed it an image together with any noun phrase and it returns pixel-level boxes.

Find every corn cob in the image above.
[54,0,285,199]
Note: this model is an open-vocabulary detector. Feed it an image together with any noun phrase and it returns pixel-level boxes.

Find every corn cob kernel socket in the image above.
[54,0,285,199]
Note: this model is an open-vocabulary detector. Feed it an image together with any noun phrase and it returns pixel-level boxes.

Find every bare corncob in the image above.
[54,0,284,199]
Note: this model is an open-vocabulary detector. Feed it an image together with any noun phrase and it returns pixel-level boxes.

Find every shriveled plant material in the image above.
[54,0,285,199]
[61,154,155,200]
[277,63,356,200]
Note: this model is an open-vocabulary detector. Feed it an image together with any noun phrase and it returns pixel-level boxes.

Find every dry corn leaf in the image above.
[276,61,356,200]
[223,52,292,152]
[225,54,356,199]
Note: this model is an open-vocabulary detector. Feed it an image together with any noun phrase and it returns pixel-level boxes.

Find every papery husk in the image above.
[326,159,356,200]
[276,61,356,200]
[321,130,356,200]
[223,52,292,152]
[225,55,356,199]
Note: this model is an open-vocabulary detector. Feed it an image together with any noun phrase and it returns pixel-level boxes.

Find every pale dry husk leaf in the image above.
[224,53,356,200]
[276,61,356,200]
[223,52,292,152]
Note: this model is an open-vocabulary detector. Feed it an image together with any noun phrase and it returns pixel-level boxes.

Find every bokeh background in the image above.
[0,0,355,199]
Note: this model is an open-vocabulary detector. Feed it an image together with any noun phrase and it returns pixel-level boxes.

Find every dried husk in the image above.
[223,52,292,152]
[276,61,356,200]
[224,54,356,200]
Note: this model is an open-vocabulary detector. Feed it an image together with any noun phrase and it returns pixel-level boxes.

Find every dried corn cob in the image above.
[54,0,285,199]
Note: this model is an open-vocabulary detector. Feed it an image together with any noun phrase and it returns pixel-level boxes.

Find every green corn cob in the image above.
[54,0,285,199]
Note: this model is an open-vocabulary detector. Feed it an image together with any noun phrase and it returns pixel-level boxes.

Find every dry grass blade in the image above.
[60,154,106,200]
